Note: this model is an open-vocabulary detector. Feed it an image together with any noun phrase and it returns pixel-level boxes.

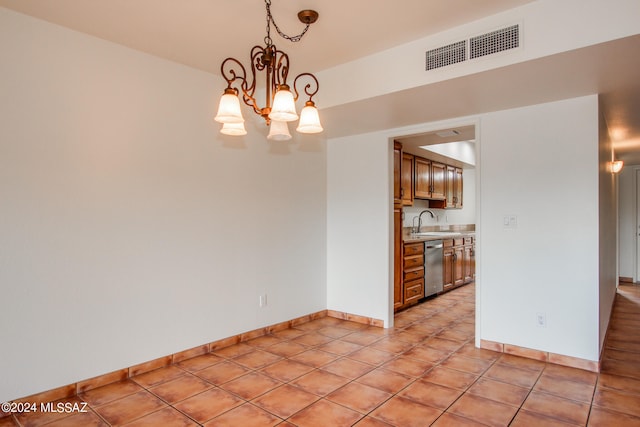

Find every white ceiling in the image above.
[2,0,639,164]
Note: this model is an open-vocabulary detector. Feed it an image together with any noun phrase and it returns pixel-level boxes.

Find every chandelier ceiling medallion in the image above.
[214,0,322,140]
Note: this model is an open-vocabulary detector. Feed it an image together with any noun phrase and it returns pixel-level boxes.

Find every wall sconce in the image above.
[609,160,624,174]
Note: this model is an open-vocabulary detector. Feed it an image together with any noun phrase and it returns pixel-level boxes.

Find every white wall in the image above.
[479,95,601,361]
[318,0,640,108]
[0,8,327,402]
[326,132,392,327]
[598,108,619,350]
[618,166,638,280]
[325,97,613,363]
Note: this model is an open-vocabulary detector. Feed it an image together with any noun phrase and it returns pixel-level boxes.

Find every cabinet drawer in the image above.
[443,239,454,247]
[464,237,473,245]
[404,243,424,256]
[453,238,464,246]
[405,279,424,302]
[404,255,423,270]
[404,268,424,282]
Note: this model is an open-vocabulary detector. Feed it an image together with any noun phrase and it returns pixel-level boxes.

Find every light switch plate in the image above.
[503,215,518,229]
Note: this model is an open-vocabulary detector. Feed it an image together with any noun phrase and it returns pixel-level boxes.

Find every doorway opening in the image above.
[392,122,478,329]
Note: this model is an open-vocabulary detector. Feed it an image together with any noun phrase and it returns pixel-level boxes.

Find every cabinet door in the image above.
[393,142,402,205]
[394,207,403,310]
[401,153,414,206]
[454,167,463,208]
[414,157,432,199]
[445,165,455,207]
[463,245,473,283]
[443,247,454,290]
[453,245,464,286]
[431,162,446,200]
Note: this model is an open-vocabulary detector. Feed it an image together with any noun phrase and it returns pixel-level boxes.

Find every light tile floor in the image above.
[3,283,640,426]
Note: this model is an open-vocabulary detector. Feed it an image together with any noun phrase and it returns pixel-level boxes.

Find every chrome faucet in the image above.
[416,209,435,233]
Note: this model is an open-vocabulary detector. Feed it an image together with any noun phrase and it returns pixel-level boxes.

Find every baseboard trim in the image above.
[480,339,600,373]
[619,276,634,283]
[5,309,383,410]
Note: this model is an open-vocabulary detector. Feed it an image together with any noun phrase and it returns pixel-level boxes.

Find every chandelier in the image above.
[214,0,323,140]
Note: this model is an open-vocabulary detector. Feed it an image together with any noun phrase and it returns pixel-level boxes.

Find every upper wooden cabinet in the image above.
[454,167,463,208]
[401,153,414,206]
[412,155,462,208]
[414,157,432,199]
[431,161,446,200]
[393,141,402,205]
[445,166,463,209]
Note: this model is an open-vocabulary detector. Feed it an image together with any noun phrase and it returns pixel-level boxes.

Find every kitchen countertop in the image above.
[403,231,475,243]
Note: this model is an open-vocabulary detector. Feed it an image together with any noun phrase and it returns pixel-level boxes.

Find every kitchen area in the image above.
[393,125,476,312]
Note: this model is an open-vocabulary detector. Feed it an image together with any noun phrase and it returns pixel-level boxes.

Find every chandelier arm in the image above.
[274,49,290,88]
[292,72,319,102]
[220,57,247,90]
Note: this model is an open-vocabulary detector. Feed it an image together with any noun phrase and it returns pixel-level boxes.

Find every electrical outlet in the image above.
[259,294,267,307]
[536,312,546,328]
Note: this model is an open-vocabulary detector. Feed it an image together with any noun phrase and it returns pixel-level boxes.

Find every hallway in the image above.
[3,283,640,426]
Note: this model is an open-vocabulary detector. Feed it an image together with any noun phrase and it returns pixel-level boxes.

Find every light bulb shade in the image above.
[267,120,292,141]
[296,102,323,134]
[220,121,247,136]
[214,90,244,123]
[611,160,624,173]
[269,87,298,122]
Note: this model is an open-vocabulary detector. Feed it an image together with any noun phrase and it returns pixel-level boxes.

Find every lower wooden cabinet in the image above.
[463,237,475,283]
[443,236,474,291]
[395,241,425,311]
[398,235,475,312]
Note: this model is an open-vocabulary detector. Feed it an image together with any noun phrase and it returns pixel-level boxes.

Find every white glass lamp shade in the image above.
[267,120,292,141]
[214,89,244,123]
[220,121,247,136]
[296,102,323,134]
[269,85,298,122]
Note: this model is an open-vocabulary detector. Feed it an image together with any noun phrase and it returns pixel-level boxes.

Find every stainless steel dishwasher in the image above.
[424,240,444,297]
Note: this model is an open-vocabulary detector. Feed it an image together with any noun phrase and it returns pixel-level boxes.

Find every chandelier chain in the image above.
[264,0,311,45]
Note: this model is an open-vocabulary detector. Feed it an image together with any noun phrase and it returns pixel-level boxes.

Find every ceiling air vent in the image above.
[470,24,519,59]
[425,40,466,71]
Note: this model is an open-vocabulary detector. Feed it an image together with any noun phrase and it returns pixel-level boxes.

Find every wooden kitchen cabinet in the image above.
[393,141,403,311]
[396,241,425,311]
[443,236,473,291]
[445,166,463,209]
[414,157,432,199]
[463,237,475,284]
[393,141,402,205]
[443,244,454,291]
[431,161,446,200]
[411,155,461,208]
[394,206,403,311]
[401,153,414,206]
[454,168,463,208]
[453,243,464,286]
